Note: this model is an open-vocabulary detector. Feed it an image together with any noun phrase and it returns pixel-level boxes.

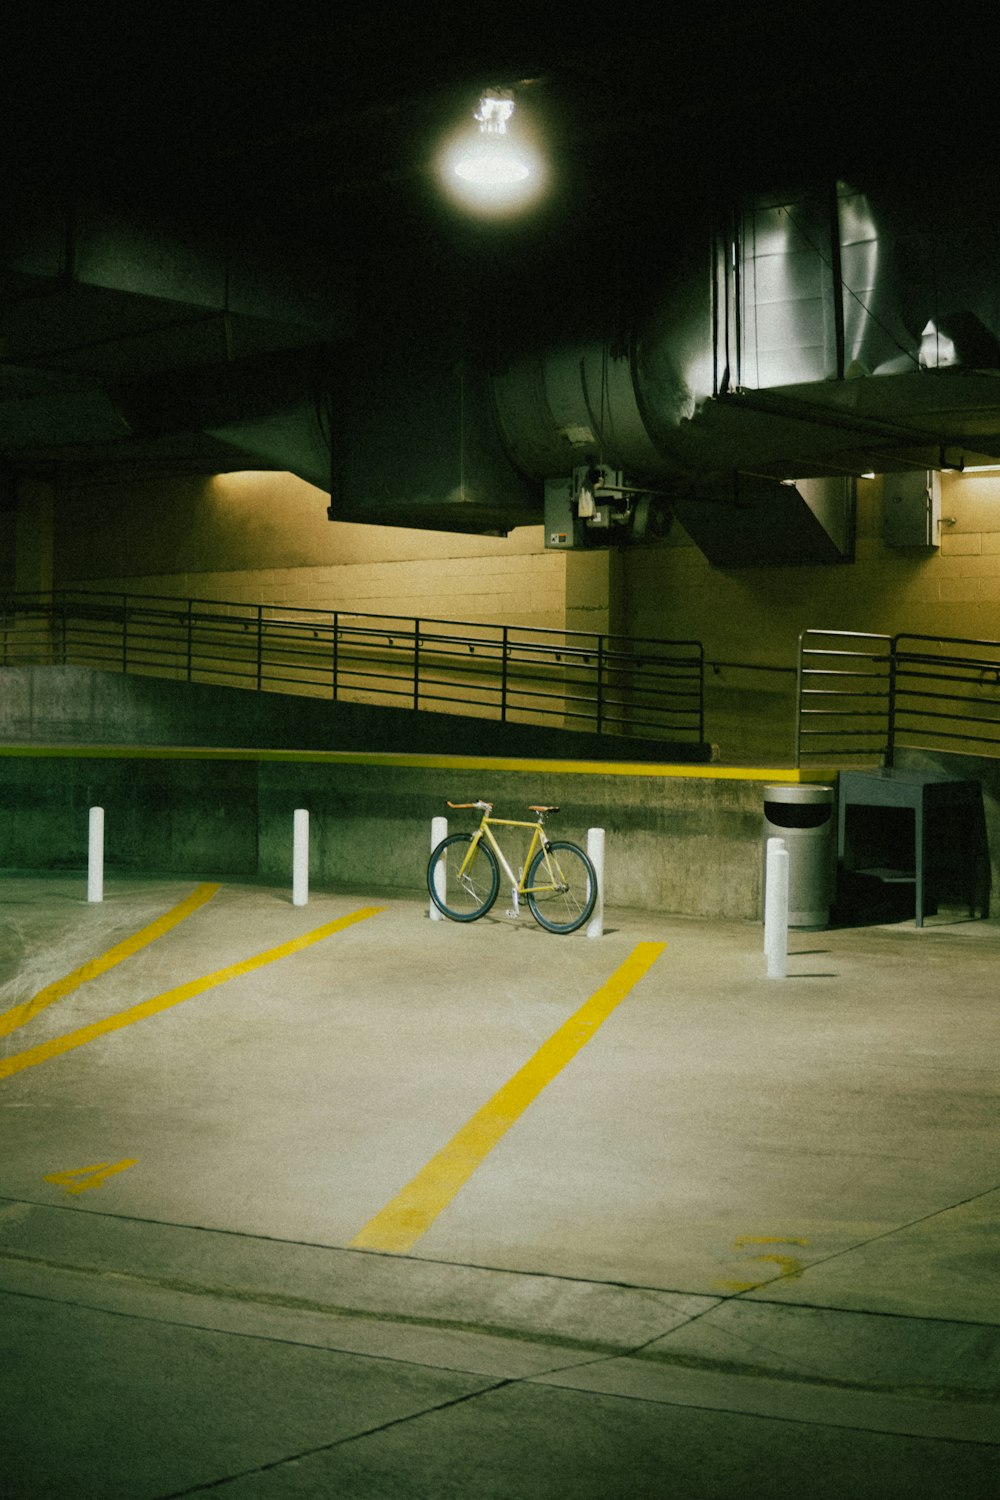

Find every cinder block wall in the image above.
[623,474,1000,760]
[19,465,1000,764]
[50,473,1000,651]
[52,472,567,631]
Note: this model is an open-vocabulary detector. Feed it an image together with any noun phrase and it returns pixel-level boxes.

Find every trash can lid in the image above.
[764,784,834,804]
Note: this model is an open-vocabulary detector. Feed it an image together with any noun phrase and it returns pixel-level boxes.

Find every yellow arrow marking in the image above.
[0,883,220,1039]
[43,1159,138,1195]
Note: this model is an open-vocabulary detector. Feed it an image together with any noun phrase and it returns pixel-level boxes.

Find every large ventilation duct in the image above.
[5,179,1000,552]
[484,181,1000,556]
[333,345,540,534]
[0,195,351,481]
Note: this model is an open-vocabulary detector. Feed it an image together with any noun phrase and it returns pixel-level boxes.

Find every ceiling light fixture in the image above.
[438,88,546,216]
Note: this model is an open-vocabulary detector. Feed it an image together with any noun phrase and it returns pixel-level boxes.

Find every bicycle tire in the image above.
[427,833,500,922]
[525,840,597,934]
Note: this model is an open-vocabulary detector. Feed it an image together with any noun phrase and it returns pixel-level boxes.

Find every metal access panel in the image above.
[883,471,941,548]
[544,476,582,548]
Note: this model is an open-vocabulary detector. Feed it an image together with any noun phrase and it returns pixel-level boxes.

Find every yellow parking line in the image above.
[0,907,383,1083]
[350,941,666,1255]
[0,884,221,1040]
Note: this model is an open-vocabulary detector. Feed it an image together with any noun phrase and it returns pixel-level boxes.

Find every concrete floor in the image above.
[0,874,997,1499]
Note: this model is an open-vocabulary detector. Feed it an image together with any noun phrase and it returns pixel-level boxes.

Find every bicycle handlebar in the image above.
[445,799,560,816]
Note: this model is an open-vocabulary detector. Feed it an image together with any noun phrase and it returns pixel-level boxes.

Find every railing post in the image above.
[885,635,898,768]
[186,598,194,682]
[413,619,420,710]
[58,591,68,666]
[595,637,604,734]
[501,626,509,722]
[332,611,339,700]
[794,632,806,768]
[256,605,263,691]
[121,594,128,673]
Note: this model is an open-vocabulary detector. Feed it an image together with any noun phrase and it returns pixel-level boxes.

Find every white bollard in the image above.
[764,836,782,952]
[88,806,104,904]
[292,808,309,907]
[586,827,605,938]
[430,816,447,919]
[764,836,789,979]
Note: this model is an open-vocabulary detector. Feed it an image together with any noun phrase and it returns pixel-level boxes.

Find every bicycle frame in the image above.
[458,810,564,914]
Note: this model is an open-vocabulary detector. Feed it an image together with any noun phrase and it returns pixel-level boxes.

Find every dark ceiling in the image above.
[2,4,999,502]
[7,4,986,255]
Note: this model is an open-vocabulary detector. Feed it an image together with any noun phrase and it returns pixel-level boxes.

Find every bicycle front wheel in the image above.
[526,841,597,934]
[427,833,500,922]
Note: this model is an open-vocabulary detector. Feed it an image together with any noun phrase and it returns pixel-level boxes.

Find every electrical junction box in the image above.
[883,471,942,547]
[544,474,616,548]
[544,476,581,548]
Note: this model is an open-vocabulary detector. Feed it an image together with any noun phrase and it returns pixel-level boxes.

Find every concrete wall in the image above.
[4,670,996,922]
[0,747,769,919]
[0,751,260,878]
[6,741,996,923]
[0,667,708,764]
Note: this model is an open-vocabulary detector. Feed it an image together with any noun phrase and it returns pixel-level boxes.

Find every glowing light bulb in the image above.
[437,89,547,216]
[454,138,530,185]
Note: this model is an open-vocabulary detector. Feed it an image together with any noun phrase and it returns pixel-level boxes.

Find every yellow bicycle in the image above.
[428,800,598,934]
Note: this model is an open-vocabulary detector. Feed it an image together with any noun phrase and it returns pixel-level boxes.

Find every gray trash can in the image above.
[762,785,835,929]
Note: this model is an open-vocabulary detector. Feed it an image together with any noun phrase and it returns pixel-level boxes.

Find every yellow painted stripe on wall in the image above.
[0,743,841,783]
[0,883,220,1040]
[0,906,383,1083]
[350,940,666,1255]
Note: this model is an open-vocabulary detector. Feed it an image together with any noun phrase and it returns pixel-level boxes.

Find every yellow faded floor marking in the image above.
[0,883,220,1040]
[43,1159,138,1195]
[350,940,666,1255]
[0,907,383,1083]
[716,1235,810,1292]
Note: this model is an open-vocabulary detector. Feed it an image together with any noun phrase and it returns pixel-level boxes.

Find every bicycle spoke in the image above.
[526,841,597,934]
[427,833,499,922]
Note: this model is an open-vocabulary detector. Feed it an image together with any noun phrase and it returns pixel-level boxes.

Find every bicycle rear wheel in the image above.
[526,841,597,934]
[427,833,500,921]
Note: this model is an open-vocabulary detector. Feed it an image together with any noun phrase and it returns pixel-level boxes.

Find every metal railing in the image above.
[0,590,706,748]
[796,628,1000,765]
[889,632,1000,761]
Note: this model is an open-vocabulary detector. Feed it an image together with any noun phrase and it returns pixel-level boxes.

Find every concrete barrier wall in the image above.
[7,670,997,922]
[0,751,259,877]
[0,666,846,921]
[0,747,779,920]
[256,758,769,918]
[0,666,710,764]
